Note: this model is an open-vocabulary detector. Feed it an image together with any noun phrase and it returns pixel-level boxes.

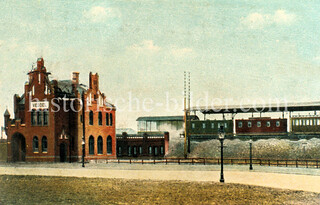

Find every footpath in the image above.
[0,163,320,193]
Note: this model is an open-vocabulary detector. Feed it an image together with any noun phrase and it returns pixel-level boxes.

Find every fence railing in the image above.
[96,157,320,169]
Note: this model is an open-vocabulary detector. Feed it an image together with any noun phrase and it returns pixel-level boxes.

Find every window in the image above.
[37,111,42,125]
[248,121,252,128]
[224,123,228,128]
[191,123,195,129]
[133,146,137,155]
[97,136,103,154]
[107,136,112,154]
[306,120,310,126]
[42,136,47,153]
[257,121,261,127]
[300,119,302,126]
[106,113,109,126]
[139,146,143,155]
[89,111,93,125]
[266,121,271,127]
[38,73,41,84]
[154,147,158,156]
[31,110,36,125]
[33,136,39,152]
[160,146,164,155]
[43,110,48,125]
[202,123,206,129]
[211,123,214,129]
[98,112,102,125]
[89,136,94,155]
[218,123,221,128]
[318,119,320,125]
[128,146,132,156]
[238,122,242,128]
[311,119,313,126]
[118,146,122,156]
[149,146,152,155]
[110,113,113,126]
[276,121,280,127]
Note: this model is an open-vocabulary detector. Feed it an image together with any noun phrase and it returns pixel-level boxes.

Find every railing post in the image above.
[277,160,279,167]
[296,159,298,168]
[106,159,108,164]
[286,160,287,167]
[178,159,180,164]
[231,159,233,165]
[218,159,220,165]
[142,159,144,165]
[166,158,168,165]
[154,159,156,164]
[268,159,270,166]
[118,159,120,164]
[204,158,206,165]
[259,159,262,166]
[245,159,247,165]
[192,158,194,165]
[130,159,131,164]
[306,160,308,168]
[317,160,318,169]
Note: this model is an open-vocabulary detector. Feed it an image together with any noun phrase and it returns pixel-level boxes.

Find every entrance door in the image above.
[60,143,67,162]
[11,133,26,162]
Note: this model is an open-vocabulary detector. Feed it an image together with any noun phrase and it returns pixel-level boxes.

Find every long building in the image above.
[3,58,116,162]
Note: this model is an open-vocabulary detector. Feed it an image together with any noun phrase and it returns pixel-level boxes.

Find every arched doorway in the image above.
[11,133,26,162]
[60,143,67,162]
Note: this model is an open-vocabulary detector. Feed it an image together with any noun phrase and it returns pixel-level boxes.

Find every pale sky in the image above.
[1,0,320,130]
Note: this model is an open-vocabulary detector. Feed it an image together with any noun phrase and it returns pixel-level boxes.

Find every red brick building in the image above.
[4,58,116,162]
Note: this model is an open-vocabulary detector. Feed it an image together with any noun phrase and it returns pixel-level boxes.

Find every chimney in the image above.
[72,72,79,85]
[37,58,44,70]
[89,72,99,94]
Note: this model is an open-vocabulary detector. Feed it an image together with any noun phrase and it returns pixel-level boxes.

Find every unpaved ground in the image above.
[0,175,319,205]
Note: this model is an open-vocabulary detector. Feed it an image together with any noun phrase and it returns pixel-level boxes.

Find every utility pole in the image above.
[187,72,191,153]
[184,71,187,158]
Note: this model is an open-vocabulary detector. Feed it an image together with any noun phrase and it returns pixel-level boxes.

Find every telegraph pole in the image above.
[187,72,191,153]
[184,72,187,158]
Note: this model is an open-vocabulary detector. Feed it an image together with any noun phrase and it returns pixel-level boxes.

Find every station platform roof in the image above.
[190,101,320,114]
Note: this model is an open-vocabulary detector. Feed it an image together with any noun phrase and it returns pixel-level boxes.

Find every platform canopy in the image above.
[190,101,320,114]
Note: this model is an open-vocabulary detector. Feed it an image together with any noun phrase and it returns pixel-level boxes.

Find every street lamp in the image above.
[218,125,225,183]
[82,137,85,168]
[249,139,253,170]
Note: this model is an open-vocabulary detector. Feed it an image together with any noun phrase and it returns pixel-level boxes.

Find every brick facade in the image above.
[4,58,116,162]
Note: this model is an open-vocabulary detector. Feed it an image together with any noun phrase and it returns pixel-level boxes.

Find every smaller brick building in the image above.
[116,132,169,158]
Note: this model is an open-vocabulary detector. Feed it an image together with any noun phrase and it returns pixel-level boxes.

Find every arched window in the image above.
[89,111,93,125]
[154,147,158,156]
[98,112,102,125]
[128,146,131,156]
[33,136,39,152]
[148,146,152,155]
[31,110,36,125]
[89,136,94,155]
[107,136,112,154]
[106,113,109,126]
[42,136,47,153]
[110,113,113,126]
[97,136,103,154]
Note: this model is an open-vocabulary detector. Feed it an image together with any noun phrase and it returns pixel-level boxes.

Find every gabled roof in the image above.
[53,80,87,97]
[136,115,199,122]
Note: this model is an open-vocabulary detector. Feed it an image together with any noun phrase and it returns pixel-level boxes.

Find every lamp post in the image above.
[82,137,85,168]
[249,139,253,170]
[218,125,225,183]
